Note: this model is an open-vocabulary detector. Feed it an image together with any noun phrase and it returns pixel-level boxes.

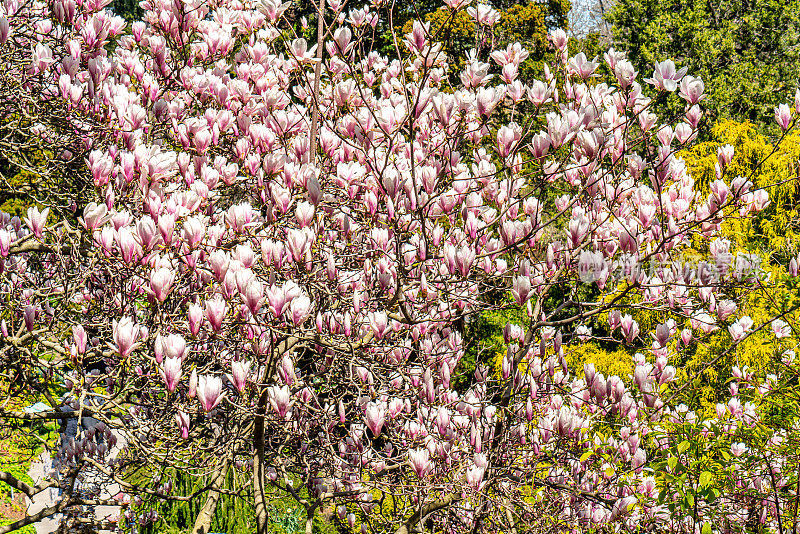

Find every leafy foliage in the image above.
[401,0,569,76]
[682,120,800,255]
[607,0,800,126]
[565,341,633,379]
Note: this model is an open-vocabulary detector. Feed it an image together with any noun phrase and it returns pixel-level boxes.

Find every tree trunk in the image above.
[253,388,270,534]
[307,0,326,163]
[190,456,231,534]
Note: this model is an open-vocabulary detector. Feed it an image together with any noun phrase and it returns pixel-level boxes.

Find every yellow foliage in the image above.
[401,8,474,73]
[497,2,549,58]
[681,120,800,254]
[564,342,633,379]
[644,119,800,403]
[0,147,51,217]
[400,1,563,77]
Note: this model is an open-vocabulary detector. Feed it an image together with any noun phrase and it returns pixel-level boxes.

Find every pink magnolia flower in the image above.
[644,59,687,92]
[162,357,182,393]
[584,363,596,387]
[680,328,693,347]
[161,333,186,360]
[193,128,212,153]
[286,228,311,263]
[295,201,315,228]
[743,189,770,213]
[727,396,743,417]
[182,217,206,248]
[631,448,646,471]
[23,207,49,238]
[368,311,390,339]
[443,0,471,9]
[466,464,485,489]
[436,406,451,435]
[678,75,705,104]
[72,325,87,354]
[365,402,385,436]
[279,354,296,386]
[209,250,229,282]
[116,227,139,265]
[137,216,160,250]
[82,203,108,231]
[496,125,520,159]
[31,43,54,74]
[288,38,318,63]
[0,229,10,256]
[567,53,599,80]
[716,299,738,321]
[653,323,671,347]
[717,144,735,168]
[476,86,504,117]
[154,333,165,363]
[409,448,431,478]
[775,104,792,131]
[610,496,638,520]
[188,368,198,398]
[188,303,203,336]
[113,317,140,358]
[728,316,754,342]
[659,366,676,385]
[772,319,791,339]
[332,27,352,54]
[242,278,264,315]
[614,59,638,89]
[205,296,226,332]
[270,184,292,213]
[0,17,10,44]
[710,179,731,207]
[490,42,529,67]
[511,276,531,305]
[267,284,290,318]
[230,360,251,393]
[23,305,36,332]
[577,251,609,288]
[158,213,176,245]
[197,375,224,412]
[454,245,476,277]
[620,315,640,343]
[591,373,607,401]
[268,385,291,417]
[675,122,694,144]
[691,312,718,334]
[149,267,175,303]
[290,295,311,326]
[226,203,254,233]
[549,29,568,51]
[174,411,190,439]
[388,398,404,419]
[88,150,113,186]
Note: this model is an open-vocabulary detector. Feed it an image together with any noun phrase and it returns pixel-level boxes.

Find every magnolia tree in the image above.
[1,0,799,532]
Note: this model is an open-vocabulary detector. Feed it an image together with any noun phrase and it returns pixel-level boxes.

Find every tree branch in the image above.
[394,494,459,534]
[0,471,36,497]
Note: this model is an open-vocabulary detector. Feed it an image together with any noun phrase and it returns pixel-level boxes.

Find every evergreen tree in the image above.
[607,0,800,126]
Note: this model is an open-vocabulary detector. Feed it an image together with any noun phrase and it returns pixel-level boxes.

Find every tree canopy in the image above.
[1,0,800,533]
[607,0,800,126]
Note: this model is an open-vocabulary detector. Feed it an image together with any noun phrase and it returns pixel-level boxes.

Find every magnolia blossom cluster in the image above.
[0,0,798,532]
